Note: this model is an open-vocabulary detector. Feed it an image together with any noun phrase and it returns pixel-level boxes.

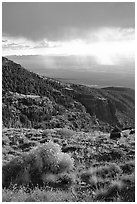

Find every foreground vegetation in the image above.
[2,127,135,202]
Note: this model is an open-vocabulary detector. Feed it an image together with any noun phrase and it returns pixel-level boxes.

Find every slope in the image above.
[2,57,135,130]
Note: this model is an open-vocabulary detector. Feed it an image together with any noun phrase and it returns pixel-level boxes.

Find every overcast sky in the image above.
[2,2,135,66]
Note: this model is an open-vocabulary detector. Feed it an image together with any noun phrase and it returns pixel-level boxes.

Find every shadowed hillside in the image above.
[2,57,135,130]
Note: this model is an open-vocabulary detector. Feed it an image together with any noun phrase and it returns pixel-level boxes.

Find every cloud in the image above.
[87,27,134,42]
[2,27,134,66]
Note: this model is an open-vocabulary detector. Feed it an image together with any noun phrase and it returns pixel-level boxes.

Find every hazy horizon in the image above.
[6,55,135,89]
[2,2,135,89]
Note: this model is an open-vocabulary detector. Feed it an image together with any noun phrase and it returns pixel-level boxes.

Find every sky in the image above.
[2,2,135,67]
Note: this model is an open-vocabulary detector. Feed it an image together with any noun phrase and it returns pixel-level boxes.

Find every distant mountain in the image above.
[2,57,135,130]
[6,55,135,89]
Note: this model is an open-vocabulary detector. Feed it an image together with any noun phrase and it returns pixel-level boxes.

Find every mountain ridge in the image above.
[2,57,135,130]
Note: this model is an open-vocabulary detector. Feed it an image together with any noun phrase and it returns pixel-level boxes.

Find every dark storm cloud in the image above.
[2,2,135,41]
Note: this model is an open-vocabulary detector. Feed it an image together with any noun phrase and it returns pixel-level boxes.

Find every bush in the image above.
[95,180,123,201]
[56,128,75,138]
[2,141,74,188]
[80,171,98,189]
[93,163,122,179]
[120,173,135,202]
[110,126,122,140]
[120,160,135,174]
[80,163,121,184]
[95,173,135,202]
[36,142,74,174]
[57,153,74,173]
[120,172,135,185]
[80,169,93,184]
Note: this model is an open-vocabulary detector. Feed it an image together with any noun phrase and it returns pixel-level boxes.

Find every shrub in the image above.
[56,128,75,138]
[120,172,135,185]
[36,142,74,174]
[80,171,98,189]
[120,160,135,174]
[93,163,122,179]
[80,169,93,184]
[110,126,121,140]
[80,163,121,183]
[42,129,56,137]
[2,141,74,188]
[95,173,135,202]
[95,180,123,202]
[57,153,74,173]
[120,173,135,202]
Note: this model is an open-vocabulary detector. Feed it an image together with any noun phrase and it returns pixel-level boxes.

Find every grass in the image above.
[95,173,135,202]
[2,128,135,202]
[2,185,77,202]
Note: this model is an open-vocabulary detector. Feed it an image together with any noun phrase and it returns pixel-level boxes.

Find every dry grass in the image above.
[2,128,135,202]
[2,186,77,202]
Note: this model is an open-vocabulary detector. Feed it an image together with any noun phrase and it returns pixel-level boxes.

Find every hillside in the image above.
[2,57,135,130]
[2,57,135,202]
